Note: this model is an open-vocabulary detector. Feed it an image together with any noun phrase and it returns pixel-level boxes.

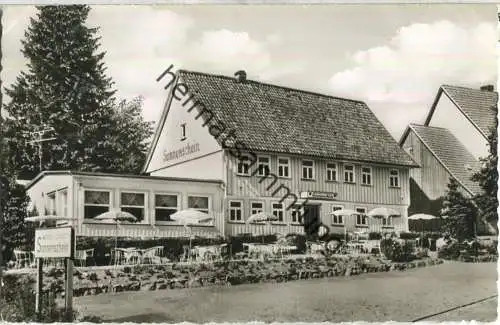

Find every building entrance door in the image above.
[303,204,320,238]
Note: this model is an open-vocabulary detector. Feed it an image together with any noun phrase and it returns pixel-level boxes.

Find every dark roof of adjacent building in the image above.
[405,124,482,195]
[24,170,223,190]
[425,85,498,138]
[145,69,418,169]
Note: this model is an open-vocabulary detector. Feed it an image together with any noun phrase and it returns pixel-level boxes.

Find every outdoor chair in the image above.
[141,246,168,264]
[110,248,126,266]
[75,249,96,267]
[13,249,32,269]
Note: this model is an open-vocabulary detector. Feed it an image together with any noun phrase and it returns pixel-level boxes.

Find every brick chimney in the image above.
[480,85,495,92]
[234,70,247,83]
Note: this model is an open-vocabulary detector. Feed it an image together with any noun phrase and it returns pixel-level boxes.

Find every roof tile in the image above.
[441,85,498,137]
[409,124,482,195]
[179,70,417,167]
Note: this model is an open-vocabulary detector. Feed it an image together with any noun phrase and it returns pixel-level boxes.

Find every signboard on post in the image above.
[34,227,74,259]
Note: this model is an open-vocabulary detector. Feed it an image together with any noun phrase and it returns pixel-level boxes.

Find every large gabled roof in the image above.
[425,85,498,138]
[404,124,482,195]
[143,69,417,171]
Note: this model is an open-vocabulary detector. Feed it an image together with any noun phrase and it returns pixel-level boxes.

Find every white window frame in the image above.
[278,157,291,178]
[154,192,180,224]
[46,191,56,215]
[382,216,394,227]
[361,166,372,186]
[237,155,252,176]
[229,200,244,223]
[83,189,112,221]
[331,205,344,225]
[291,205,304,225]
[57,189,68,217]
[119,190,148,224]
[250,201,264,215]
[256,155,271,177]
[344,164,355,183]
[301,160,315,180]
[355,207,367,226]
[271,202,284,223]
[326,162,338,182]
[278,157,290,178]
[187,194,211,214]
[389,169,400,188]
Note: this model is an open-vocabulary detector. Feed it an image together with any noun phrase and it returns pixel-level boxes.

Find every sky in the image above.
[2,4,498,140]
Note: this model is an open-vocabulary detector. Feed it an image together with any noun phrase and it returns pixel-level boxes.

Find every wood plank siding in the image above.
[224,152,410,236]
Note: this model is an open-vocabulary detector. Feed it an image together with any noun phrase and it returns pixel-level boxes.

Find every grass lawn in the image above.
[74,261,497,322]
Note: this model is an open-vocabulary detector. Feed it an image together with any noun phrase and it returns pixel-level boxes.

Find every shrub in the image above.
[368,232,382,240]
[0,274,73,322]
[399,232,420,240]
[380,238,415,262]
[437,242,462,260]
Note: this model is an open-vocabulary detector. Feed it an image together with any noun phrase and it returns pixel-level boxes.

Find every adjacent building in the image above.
[399,85,498,234]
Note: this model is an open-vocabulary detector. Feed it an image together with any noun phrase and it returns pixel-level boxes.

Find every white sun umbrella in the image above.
[170,209,214,250]
[408,214,438,241]
[246,212,279,243]
[94,210,137,257]
[330,209,362,241]
[25,215,77,228]
[367,207,401,218]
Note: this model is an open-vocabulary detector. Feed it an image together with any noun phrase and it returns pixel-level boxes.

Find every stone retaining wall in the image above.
[22,256,444,298]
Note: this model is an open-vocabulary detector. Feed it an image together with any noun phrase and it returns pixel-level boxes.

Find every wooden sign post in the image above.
[34,226,75,321]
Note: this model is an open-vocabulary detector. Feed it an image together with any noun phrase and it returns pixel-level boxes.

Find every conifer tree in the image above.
[472,104,498,233]
[4,5,152,179]
[440,178,477,241]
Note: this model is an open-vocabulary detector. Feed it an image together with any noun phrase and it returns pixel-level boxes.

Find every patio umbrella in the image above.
[408,214,438,246]
[95,210,137,259]
[247,212,279,243]
[367,207,400,218]
[25,215,77,227]
[330,209,361,241]
[170,209,214,250]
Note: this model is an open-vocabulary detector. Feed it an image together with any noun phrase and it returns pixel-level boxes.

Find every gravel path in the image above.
[74,261,497,322]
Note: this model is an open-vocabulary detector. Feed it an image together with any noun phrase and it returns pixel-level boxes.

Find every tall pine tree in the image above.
[472,103,498,234]
[440,177,477,241]
[4,5,152,179]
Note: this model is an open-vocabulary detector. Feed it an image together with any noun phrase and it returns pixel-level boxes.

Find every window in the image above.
[155,194,178,222]
[46,192,56,215]
[382,216,393,227]
[257,156,270,176]
[237,156,252,175]
[344,165,355,183]
[84,190,111,219]
[188,196,209,213]
[389,169,400,187]
[278,157,290,178]
[302,160,314,180]
[58,190,68,217]
[355,207,367,226]
[291,206,304,224]
[331,205,344,225]
[361,167,372,185]
[120,192,145,222]
[229,201,243,222]
[326,163,338,181]
[272,203,284,222]
[250,202,263,215]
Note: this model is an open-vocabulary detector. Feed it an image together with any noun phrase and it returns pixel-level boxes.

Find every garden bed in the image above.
[8,256,444,298]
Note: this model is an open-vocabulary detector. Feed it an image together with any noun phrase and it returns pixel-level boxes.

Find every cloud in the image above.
[329,20,497,106]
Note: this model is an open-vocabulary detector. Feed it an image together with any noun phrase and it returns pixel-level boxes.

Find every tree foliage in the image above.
[3,5,152,179]
[471,104,498,233]
[440,178,477,241]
